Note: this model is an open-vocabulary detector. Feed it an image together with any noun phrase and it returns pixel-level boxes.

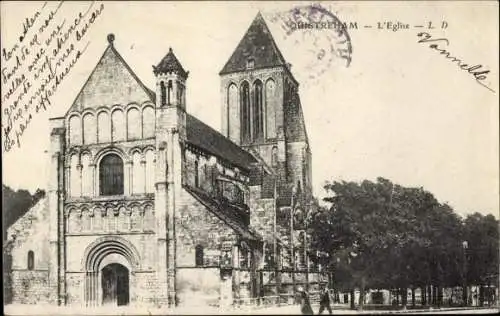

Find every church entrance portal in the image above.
[101,263,129,306]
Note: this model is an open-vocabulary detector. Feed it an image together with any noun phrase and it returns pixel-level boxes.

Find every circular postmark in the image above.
[265,3,352,84]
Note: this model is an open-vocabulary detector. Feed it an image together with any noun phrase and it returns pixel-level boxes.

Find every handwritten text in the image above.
[417,32,495,93]
[1,1,105,153]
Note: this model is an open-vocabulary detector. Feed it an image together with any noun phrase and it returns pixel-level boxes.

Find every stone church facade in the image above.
[4,13,327,308]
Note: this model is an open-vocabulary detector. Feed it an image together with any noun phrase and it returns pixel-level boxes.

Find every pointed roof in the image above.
[220,12,287,75]
[153,48,189,78]
[68,34,154,112]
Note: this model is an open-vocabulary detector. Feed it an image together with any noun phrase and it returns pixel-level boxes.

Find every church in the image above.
[4,13,327,308]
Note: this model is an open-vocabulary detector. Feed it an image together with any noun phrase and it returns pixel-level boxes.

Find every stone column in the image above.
[48,153,60,304]
[89,164,96,197]
[65,166,71,198]
[141,160,147,194]
[124,161,132,195]
[166,129,179,307]
[58,188,67,305]
[77,164,83,197]
[48,122,65,305]
[92,271,98,306]
[155,140,168,307]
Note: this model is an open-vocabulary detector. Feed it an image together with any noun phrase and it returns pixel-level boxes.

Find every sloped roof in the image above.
[185,185,262,243]
[185,114,257,171]
[68,35,153,113]
[153,48,189,78]
[220,12,287,75]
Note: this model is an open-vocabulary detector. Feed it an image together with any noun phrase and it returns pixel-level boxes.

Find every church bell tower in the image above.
[152,47,189,306]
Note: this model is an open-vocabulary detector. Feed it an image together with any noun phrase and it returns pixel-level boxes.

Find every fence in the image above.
[233,291,323,310]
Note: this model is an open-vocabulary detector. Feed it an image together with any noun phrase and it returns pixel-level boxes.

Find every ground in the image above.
[3,303,498,315]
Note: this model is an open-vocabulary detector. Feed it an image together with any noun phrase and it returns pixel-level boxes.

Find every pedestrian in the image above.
[298,287,314,315]
[318,286,333,314]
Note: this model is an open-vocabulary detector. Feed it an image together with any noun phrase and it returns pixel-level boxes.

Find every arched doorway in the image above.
[82,236,141,307]
[101,263,129,306]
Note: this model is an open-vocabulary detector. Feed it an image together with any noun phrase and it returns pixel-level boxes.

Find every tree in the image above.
[309,177,483,310]
[311,178,416,309]
[463,213,499,306]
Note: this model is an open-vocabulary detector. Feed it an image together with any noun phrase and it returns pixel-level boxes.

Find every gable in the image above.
[68,45,153,112]
[6,198,50,270]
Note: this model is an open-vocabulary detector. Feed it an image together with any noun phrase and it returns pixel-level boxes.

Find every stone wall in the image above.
[7,198,50,270]
[6,198,51,304]
[10,270,50,304]
[63,232,157,306]
[176,188,238,268]
[248,186,275,234]
[70,44,152,112]
[134,271,158,306]
[286,141,309,195]
[65,272,84,305]
[64,233,157,273]
[220,68,285,146]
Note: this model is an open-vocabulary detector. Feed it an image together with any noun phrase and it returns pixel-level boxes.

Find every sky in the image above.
[1,1,498,219]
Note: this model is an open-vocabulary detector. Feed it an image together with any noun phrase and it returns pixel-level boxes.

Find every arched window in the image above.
[81,153,92,196]
[130,206,140,231]
[27,250,34,270]
[82,208,91,231]
[93,208,103,231]
[240,81,251,143]
[99,154,124,196]
[271,146,278,167]
[203,163,210,192]
[265,79,276,138]
[111,110,125,142]
[246,58,255,69]
[160,81,166,106]
[145,150,155,193]
[198,157,207,191]
[83,113,96,144]
[195,245,204,267]
[194,160,199,187]
[178,84,184,105]
[132,152,144,194]
[252,80,264,140]
[144,205,155,231]
[167,81,173,105]
[142,106,155,138]
[107,208,116,232]
[97,111,111,143]
[127,108,141,140]
[69,154,81,197]
[227,84,239,142]
[69,115,82,145]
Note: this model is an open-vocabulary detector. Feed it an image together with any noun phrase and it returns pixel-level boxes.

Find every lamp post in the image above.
[462,240,468,307]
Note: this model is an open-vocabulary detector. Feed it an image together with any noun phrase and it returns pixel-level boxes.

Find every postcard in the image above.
[2,1,498,315]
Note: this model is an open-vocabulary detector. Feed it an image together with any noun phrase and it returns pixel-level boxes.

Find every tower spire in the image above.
[153,48,189,79]
[219,12,287,75]
[153,47,188,110]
